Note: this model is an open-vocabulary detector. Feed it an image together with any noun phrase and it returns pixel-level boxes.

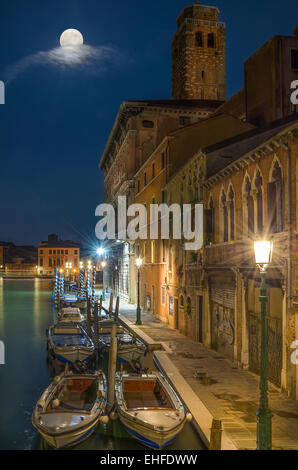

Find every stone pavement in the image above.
[101,294,298,450]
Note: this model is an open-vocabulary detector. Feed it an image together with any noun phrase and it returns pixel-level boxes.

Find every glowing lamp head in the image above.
[101,261,107,269]
[80,262,83,269]
[59,269,64,273]
[136,258,143,269]
[254,241,273,266]
[97,247,105,256]
[87,260,91,268]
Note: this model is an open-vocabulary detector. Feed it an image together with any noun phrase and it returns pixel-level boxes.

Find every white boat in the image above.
[99,332,147,365]
[115,372,187,449]
[58,308,85,324]
[61,294,87,309]
[32,371,108,449]
[47,324,94,365]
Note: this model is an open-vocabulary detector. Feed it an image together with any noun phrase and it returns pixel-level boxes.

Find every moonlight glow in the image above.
[60,29,84,48]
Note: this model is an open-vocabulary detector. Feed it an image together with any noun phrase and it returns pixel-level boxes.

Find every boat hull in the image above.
[119,412,184,449]
[35,415,98,449]
[52,348,93,365]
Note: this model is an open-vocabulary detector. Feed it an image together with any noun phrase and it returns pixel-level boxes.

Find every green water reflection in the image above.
[0,279,204,450]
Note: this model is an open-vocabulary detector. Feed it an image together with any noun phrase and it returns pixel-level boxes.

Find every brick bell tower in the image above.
[172,1,226,101]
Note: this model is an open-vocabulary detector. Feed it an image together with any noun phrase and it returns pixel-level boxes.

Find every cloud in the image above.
[4,44,121,84]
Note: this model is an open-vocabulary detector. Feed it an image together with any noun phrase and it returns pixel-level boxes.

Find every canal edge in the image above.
[119,315,237,451]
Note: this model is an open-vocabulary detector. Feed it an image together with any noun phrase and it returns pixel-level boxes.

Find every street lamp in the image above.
[254,240,273,451]
[101,261,107,301]
[97,247,105,257]
[136,257,143,325]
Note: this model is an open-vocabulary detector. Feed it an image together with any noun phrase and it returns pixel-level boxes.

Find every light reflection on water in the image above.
[0,279,204,451]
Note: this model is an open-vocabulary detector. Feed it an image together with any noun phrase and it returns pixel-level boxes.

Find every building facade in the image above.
[99,1,298,399]
[38,234,80,276]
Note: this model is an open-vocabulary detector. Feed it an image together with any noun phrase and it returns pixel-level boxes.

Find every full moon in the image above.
[60,29,84,48]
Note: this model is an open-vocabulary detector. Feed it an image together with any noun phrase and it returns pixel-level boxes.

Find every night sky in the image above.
[0,0,298,246]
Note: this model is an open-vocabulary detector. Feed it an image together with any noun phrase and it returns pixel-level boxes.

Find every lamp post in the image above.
[136,257,143,325]
[254,240,273,451]
[101,261,106,301]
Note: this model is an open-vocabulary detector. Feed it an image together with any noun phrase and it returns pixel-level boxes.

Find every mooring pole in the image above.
[86,297,92,339]
[99,295,103,318]
[209,419,222,450]
[108,292,114,318]
[93,301,99,350]
[53,268,58,305]
[107,322,117,407]
[80,268,84,299]
[91,266,96,309]
[115,296,120,321]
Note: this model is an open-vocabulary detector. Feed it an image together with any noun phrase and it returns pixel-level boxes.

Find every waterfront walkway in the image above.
[101,294,298,450]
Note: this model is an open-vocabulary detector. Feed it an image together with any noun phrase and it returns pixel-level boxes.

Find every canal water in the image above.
[0,279,204,450]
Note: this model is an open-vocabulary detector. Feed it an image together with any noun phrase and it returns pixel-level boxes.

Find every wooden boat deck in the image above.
[123,379,173,411]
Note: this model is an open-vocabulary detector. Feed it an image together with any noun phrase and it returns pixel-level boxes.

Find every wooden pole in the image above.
[209,419,222,450]
[99,295,103,318]
[93,301,99,351]
[86,297,92,339]
[108,292,114,318]
[115,296,120,321]
[107,322,117,407]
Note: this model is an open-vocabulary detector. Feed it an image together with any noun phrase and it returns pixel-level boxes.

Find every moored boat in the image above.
[47,324,94,365]
[115,372,189,449]
[60,294,87,309]
[57,307,85,324]
[99,332,147,365]
[32,371,108,449]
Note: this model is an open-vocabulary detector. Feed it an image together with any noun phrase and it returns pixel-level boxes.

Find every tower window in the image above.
[195,32,203,47]
[207,33,215,48]
[142,120,154,128]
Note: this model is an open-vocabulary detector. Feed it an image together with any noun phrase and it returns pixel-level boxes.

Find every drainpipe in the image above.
[280,141,292,306]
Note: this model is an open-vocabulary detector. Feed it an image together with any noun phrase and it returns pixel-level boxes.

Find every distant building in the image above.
[38,234,80,276]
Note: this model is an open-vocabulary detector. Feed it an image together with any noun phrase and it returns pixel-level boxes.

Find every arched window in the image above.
[228,187,235,241]
[245,177,254,234]
[180,295,184,307]
[268,161,283,233]
[206,196,215,242]
[255,171,263,234]
[221,190,228,242]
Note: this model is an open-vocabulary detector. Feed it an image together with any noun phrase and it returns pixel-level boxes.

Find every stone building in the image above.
[99,1,298,398]
[172,1,226,101]
[38,234,80,276]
